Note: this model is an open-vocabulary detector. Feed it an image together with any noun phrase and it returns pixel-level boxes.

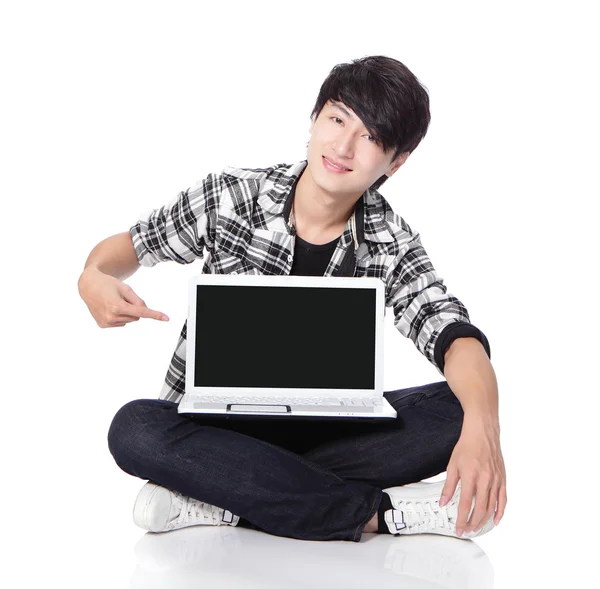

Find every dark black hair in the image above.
[310,55,431,190]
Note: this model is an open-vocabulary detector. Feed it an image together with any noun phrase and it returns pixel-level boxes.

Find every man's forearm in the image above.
[443,337,500,434]
[82,232,141,281]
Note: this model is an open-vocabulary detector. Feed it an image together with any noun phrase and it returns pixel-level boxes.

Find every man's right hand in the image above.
[78,267,170,328]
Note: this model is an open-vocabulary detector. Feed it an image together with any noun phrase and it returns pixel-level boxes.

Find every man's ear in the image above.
[386,152,410,177]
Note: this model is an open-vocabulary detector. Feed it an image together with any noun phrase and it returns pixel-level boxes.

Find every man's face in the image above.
[307,99,408,196]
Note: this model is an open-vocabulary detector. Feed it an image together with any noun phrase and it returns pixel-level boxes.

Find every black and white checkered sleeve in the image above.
[385,231,491,376]
[129,171,223,267]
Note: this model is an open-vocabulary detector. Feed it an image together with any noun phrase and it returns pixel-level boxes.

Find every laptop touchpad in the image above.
[228,405,289,413]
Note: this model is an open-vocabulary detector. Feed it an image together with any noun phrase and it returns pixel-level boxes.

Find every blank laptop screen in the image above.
[193,284,376,389]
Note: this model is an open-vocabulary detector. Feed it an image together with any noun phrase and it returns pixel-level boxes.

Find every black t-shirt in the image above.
[289,234,340,276]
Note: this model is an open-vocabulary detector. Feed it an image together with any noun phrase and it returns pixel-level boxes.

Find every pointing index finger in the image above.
[130,305,169,321]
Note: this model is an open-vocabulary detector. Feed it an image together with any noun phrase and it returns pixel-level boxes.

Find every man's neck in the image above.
[293,167,361,238]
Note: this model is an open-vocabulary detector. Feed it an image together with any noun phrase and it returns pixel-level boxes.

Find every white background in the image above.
[1,0,597,586]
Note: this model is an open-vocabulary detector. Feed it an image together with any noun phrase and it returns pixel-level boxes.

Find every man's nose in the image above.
[333,133,355,157]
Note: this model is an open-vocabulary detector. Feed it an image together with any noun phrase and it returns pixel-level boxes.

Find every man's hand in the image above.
[78,267,170,328]
[439,419,507,535]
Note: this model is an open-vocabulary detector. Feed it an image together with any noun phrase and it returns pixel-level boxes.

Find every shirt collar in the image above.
[256,160,396,244]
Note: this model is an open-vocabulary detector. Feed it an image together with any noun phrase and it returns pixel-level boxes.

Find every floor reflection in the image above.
[129,525,494,588]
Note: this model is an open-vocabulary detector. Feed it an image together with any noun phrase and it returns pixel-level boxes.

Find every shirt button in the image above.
[287,254,293,262]
[231,271,237,275]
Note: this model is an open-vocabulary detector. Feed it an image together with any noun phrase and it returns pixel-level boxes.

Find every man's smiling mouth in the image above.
[323,156,352,171]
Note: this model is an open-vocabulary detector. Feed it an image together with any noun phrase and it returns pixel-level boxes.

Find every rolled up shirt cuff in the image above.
[434,321,491,374]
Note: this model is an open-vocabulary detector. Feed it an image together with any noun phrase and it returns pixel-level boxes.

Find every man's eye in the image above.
[331,116,378,144]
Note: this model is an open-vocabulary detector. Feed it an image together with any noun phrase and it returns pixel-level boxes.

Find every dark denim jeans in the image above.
[107,380,463,542]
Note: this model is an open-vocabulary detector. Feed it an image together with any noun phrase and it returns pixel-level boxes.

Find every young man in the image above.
[79,55,506,542]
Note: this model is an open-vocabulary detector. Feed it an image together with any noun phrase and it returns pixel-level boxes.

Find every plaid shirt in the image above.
[130,159,491,403]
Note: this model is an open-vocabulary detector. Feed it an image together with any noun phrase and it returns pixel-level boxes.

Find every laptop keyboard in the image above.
[191,395,383,407]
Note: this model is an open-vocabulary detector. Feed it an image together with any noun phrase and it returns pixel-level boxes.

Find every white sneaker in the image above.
[382,479,495,539]
[133,482,240,533]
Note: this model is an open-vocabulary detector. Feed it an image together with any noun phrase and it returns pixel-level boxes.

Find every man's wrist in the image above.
[462,410,500,436]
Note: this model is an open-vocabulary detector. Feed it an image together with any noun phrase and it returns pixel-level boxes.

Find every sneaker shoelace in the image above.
[175,492,222,527]
[395,498,452,534]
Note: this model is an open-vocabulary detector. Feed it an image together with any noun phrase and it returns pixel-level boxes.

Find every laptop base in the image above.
[183,412,396,422]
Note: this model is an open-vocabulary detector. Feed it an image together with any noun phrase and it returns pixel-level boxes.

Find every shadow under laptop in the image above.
[129,525,494,589]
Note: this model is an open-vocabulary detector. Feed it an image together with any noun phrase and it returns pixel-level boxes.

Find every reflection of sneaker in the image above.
[381,534,494,587]
[133,482,240,533]
[133,525,243,573]
[383,479,495,539]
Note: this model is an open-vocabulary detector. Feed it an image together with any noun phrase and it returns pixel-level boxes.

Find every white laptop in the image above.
[177,274,397,421]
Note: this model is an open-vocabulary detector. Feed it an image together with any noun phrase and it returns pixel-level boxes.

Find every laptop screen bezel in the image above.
[185,274,385,397]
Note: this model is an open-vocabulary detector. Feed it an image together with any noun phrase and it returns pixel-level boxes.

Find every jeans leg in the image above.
[299,381,464,489]
[107,399,381,542]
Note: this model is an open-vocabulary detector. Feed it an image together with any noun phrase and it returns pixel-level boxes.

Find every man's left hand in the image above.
[439,420,507,535]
